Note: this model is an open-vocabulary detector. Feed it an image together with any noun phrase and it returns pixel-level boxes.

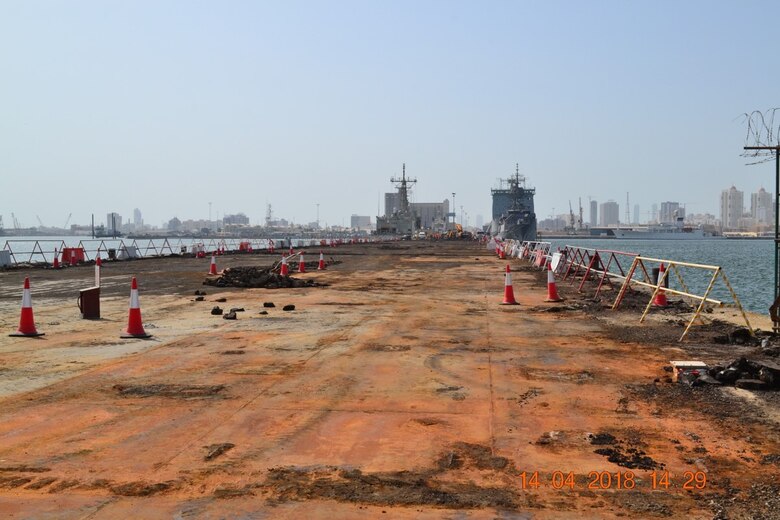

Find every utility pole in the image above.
[451,192,456,227]
[742,109,780,305]
[316,203,320,229]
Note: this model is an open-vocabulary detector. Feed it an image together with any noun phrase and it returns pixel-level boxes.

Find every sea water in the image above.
[548,238,773,315]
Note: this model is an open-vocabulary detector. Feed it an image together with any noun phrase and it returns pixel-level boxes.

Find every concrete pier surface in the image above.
[0,241,778,519]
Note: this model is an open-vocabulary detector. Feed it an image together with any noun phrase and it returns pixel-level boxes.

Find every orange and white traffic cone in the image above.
[289,246,294,256]
[545,262,564,302]
[209,254,218,275]
[121,277,151,338]
[318,251,326,270]
[9,277,44,337]
[52,248,60,269]
[653,263,668,307]
[280,254,289,276]
[298,253,306,273]
[501,264,519,305]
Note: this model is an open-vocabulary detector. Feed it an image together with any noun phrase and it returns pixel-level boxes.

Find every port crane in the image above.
[11,213,21,230]
[63,213,72,229]
[566,201,576,232]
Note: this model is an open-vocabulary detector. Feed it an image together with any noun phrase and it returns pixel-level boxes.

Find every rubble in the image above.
[676,357,780,390]
[203,266,324,289]
[282,305,296,312]
[211,306,223,316]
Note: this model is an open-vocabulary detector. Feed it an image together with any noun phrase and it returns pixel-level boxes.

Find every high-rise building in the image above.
[350,215,372,229]
[106,212,122,232]
[410,201,449,230]
[720,186,744,230]
[133,208,143,227]
[599,201,619,226]
[751,187,774,225]
[590,200,598,227]
[659,202,684,224]
[633,204,640,225]
[223,213,250,225]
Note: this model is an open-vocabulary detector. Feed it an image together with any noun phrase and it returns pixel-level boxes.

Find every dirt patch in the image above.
[263,442,518,509]
[587,431,663,470]
[25,477,58,490]
[113,384,226,399]
[110,481,175,496]
[204,443,235,461]
[0,477,32,488]
[412,418,445,427]
[366,345,411,352]
[588,432,617,445]
[214,486,254,498]
[264,466,516,509]
[0,465,50,473]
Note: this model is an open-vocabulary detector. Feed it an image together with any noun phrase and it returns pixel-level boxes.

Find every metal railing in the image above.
[1,235,393,268]
[553,245,753,342]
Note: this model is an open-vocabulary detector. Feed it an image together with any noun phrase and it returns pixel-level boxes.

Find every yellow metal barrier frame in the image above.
[612,255,753,342]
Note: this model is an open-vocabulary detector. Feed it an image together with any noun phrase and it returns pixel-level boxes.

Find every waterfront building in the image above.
[107,212,122,233]
[659,202,684,224]
[751,187,774,225]
[599,201,619,226]
[590,200,597,227]
[720,186,744,230]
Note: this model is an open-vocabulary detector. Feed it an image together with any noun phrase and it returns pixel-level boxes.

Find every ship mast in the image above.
[390,163,417,213]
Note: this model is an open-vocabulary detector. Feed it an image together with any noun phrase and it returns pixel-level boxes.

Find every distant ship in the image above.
[489,165,537,241]
[613,217,721,240]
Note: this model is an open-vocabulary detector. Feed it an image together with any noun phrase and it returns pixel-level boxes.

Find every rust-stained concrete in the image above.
[0,241,778,519]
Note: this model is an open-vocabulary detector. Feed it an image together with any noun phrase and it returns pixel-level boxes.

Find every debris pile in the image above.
[204,266,324,289]
[678,357,780,390]
[708,357,780,390]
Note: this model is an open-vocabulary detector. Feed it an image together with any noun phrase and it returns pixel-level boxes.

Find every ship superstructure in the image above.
[489,164,537,241]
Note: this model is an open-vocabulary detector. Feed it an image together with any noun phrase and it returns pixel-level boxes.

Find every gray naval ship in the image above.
[489,165,537,241]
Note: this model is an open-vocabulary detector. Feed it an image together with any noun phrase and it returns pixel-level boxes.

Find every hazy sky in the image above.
[1,1,778,229]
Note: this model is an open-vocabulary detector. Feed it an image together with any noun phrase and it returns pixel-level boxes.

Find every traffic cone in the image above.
[289,246,294,256]
[545,262,564,302]
[318,251,326,270]
[269,241,275,254]
[209,254,218,275]
[121,277,151,338]
[500,264,519,305]
[298,253,306,273]
[653,263,668,307]
[9,277,44,337]
[52,248,60,269]
[280,254,289,276]
[95,254,102,287]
